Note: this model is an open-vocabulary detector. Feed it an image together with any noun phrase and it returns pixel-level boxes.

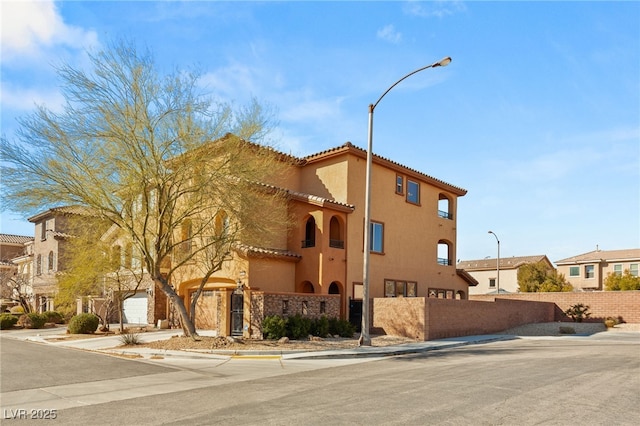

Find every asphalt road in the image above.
[1,332,639,425]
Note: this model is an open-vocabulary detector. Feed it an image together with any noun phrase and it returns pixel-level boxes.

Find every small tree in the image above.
[605,270,640,291]
[518,261,571,292]
[565,303,591,323]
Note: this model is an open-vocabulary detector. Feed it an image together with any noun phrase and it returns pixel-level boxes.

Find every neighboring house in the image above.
[0,234,34,309]
[458,255,554,294]
[27,206,91,313]
[1,233,33,262]
[556,248,640,291]
[158,139,472,336]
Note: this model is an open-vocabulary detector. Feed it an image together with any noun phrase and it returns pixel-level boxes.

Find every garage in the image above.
[122,291,148,324]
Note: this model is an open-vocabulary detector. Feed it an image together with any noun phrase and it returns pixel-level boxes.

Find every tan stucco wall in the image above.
[468,269,519,294]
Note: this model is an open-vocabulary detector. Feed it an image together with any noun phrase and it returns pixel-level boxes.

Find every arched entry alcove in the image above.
[297,280,315,293]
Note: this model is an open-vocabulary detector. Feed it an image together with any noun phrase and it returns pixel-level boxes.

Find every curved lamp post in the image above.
[360,57,452,346]
[488,231,500,294]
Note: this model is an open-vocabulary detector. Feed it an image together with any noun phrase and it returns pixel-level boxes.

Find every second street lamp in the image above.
[488,231,500,294]
[360,56,452,346]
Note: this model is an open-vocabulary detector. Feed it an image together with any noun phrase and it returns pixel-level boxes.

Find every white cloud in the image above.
[0,0,98,60]
[0,82,64,112]
[377,24,402,44]
[403,0,467,18]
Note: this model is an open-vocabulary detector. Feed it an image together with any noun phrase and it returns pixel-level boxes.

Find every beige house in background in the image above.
[458,255,554,294]
[556,248,640,291]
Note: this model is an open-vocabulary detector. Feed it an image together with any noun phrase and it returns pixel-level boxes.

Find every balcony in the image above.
[438,210,453,220]
[301,239,315,248]
[329,239,344,249]
[437,258,452,266]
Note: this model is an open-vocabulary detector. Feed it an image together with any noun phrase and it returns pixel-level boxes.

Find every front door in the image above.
[230,292,243,336]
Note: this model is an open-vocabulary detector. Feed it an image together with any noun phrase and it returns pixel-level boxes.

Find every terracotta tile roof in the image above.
[28,205,95,222]
[457,255,551,271]
[555,248,640,264]
[304,142,467,196]
[0,234,34,244]
[456,269,479,286]
[235,244,301,262]
[254,181,355,212]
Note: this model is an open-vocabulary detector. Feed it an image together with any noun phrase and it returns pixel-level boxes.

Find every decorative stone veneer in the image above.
[249,291,341,339]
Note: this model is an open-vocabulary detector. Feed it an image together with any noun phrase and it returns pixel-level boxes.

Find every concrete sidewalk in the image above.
[0,325,517,360]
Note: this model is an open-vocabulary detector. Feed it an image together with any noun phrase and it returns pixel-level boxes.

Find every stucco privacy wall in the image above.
[373,297,555,341]
[470,291,640,323]
[250,291,341,339]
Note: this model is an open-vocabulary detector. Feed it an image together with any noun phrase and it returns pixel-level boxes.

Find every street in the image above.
[1,332,639,425]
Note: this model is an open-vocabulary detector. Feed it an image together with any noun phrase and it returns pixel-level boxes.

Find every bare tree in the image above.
[1,40,290,338]
[0,269,33,313]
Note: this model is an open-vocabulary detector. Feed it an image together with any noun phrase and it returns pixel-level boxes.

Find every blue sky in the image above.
[1,1,639,264]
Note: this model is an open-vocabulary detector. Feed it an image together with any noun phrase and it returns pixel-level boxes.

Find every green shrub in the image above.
[68,313,100,334]
[18,313,47,329]
[564,303,591,323]
[43,311,65,324]
[262,315,288,340]
[287,314,312,340]
[9,306,24,315]
[311,316,330,338]
[0,313,18,330]
[329,317,357,338]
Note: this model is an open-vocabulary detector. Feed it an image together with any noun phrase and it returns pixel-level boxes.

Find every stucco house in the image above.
[556,248,640,291]
[144,138,473,337]
[458,255,554,295]
[17,137,473,336]
[0,234,34,310]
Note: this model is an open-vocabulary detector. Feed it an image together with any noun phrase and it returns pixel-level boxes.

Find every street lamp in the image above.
[488,231,500,294]
[360,56,452,346]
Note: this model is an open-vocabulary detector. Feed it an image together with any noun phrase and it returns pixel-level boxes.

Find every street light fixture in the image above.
[488,231,500,294]
[360,57,452,346]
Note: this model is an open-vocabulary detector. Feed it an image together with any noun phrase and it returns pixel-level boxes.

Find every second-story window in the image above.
[396,175,404,195]
[302,216,316,248]
[406,180,420,204]
[369,221,384,253]
[585,264,595,279]
[48,251,55,272]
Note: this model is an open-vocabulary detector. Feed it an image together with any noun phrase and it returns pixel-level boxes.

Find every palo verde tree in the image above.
[1,40,291,338]
[518,261,573,292]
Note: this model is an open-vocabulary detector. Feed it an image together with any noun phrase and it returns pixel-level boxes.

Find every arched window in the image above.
[438,194,453,220]
[329,282,340,294]
[437,240,452,266]
[48,251,55,271]
[302,216,316,248]
[329,216,344,249]
[36,254,42,276]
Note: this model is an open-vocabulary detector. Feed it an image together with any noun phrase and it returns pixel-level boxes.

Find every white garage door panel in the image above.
[122,292,148,324]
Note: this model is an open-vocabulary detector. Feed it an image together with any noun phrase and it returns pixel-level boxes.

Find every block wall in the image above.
[470,291,640,323]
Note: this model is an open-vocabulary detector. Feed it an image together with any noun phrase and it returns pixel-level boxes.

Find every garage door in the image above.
[122,292,148,324]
